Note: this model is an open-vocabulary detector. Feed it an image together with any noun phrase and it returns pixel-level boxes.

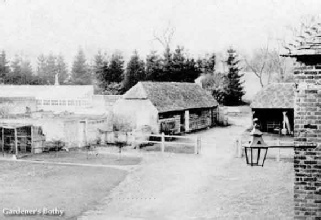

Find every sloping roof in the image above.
[124,82,218,113]
[0,123,32,129]
[0,85,94,99]
[251,83,295,109]
[282,26,321,57]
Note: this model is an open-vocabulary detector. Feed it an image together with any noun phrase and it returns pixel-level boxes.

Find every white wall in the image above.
[113,99,159,133]
[0,85,94,113]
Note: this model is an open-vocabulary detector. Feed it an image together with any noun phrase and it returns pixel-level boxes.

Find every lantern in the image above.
[244,127,269,167]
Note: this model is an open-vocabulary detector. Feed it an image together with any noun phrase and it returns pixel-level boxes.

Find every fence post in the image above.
[198,136,201,154]
[276,139,280,162]
[235,138,239,157]
[194,137,198,154]
[161,132,165,153]
[237,138,243,158]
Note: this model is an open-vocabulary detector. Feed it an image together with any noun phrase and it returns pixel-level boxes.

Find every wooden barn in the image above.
[113,82,218,134]
[251,83,295,135]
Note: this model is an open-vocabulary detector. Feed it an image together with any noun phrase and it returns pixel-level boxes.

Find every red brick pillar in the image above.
[293,67,321,219]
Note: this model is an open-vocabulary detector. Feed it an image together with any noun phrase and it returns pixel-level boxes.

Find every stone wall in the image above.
[293,66,321,219]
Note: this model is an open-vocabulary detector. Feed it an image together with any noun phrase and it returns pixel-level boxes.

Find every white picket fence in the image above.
[132,132,202,154]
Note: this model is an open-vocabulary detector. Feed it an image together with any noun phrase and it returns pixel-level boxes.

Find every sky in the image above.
[1,0,321,68]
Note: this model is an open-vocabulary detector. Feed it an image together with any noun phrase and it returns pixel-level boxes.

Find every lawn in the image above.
[0,151,142,219]
[141,143,195,154]
[23,150,142,166]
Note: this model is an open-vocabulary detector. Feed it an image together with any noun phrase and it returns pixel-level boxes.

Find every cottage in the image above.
[251,83,295,134]
[113,82,218,134]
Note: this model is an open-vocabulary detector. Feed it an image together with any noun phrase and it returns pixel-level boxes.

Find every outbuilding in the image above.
[251,83,295,134]
[113,81,218,134]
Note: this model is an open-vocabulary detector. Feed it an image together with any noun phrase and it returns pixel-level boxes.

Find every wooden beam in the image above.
[30,126,33,154]
[14,128,18,156]
[2,128,4,156]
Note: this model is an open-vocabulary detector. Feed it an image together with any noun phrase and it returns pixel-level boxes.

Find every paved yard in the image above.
[79,116,294,220]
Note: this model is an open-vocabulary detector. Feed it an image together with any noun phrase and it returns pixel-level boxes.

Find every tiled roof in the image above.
[282,25,321,56]
[124,82,218,113]
[250,83,295,109]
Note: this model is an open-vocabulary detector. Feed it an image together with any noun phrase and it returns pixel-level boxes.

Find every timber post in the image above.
[161,132,165,153]
[194,136,201,154]
[236,138,243,158]
[14,128,18,158]
[276,139,280,162]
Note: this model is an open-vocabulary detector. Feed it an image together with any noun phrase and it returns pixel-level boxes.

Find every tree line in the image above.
[0,46,245,106]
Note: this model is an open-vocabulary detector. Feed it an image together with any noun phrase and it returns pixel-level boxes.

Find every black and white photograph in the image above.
[0,0,320,219]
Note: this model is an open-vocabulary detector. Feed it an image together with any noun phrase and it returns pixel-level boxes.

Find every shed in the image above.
[0,123,45,155]
[251,83,295,134]
[113,82,218,134]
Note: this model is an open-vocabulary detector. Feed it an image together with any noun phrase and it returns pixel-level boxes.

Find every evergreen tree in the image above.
[56,55,68,84]
[183,57,202,82]
[171,46,186,82]
[20,59,33,84]
[108,52,124,83]
[36,54,47,84]
[224,48,244,106]
[123,50,146,91]
[93,50,108,90]
[203,53,216,74]
[145,51,163,81]
[0,50,10,84]
[161,47,173,81]
[93,51,124,94]
[10,55,22,84]
[46,53,57,84]
[71,48,92,85]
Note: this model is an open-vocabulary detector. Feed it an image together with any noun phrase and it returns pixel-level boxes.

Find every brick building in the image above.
[283,31,321,219]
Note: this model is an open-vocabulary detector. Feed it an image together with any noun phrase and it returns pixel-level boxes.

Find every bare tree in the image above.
[244,42,294,88]
[244,44,272,88]
[153,24,176,50]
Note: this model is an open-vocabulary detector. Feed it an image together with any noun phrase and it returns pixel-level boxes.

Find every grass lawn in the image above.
[140,143,195,154]
[0,160,128,220]
[23,150,142,166]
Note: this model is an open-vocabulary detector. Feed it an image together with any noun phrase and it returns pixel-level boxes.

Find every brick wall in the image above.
[294,66,321,219]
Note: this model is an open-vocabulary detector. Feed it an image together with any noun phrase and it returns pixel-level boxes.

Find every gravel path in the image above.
[79,120,294,220]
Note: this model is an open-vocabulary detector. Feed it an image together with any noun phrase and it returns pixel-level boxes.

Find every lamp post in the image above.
[244,126,269,167]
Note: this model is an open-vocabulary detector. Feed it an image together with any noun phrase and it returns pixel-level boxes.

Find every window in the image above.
[36,100,42,105]
[43,100,50,105]
[51,100,58,106]
[68,100,75,106]
[59,100,66,106]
